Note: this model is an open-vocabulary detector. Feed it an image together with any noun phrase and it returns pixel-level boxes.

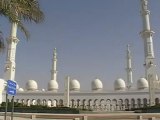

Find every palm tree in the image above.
[0,0,44,51]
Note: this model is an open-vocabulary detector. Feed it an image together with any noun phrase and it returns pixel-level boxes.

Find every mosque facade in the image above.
[0,0,160,112]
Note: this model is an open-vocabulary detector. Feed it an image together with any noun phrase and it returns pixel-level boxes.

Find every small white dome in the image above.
[70,79,80,91]
[48,80,58,91]
[16,84,19,90]
[92,78,103,91]
[18,88,24,91]
[42,89,45,92]
[25,80,38,91]
[114,78,126,90]
[137,77,148,90]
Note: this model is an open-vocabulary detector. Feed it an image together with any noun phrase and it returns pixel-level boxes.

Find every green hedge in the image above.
[0,102,79,114]
[0,106,79,114]
[134,105,160,113]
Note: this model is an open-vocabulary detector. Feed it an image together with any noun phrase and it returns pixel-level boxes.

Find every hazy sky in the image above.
[0,0,160,91]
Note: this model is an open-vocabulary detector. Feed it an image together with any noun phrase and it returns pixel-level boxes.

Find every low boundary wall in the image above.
[0,112,160,120]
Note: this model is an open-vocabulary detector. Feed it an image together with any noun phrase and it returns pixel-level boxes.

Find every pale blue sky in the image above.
[0,0,160,91]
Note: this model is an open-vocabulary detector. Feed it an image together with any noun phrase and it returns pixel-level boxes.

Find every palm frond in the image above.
[0,31,5,53]
[0,0,44,48]
[17,21,30,40]
[10,0,44,23]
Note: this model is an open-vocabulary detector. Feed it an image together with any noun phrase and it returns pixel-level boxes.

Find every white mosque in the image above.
[0,0,160,112]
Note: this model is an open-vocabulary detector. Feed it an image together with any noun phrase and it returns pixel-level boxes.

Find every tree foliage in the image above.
[0,0,44,50]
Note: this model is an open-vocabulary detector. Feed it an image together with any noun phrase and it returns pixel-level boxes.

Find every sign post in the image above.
[5,80,17,120]
[4,93,8,120]
[11,96,15,120]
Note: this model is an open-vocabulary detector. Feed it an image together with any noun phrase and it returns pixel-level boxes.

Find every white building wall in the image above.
[1,89,160,111]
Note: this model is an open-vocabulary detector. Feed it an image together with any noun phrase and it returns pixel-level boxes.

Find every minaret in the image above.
[140,0,156,106]
[126,44,133,89]
[4,22,19,81]
[51,48,57,81]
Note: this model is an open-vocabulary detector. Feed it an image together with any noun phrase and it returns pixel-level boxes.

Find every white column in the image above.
[126,44,133,89]
[140,0,156,106]
[51,48,57,81]
[64,76,70,107]
[4,23,19,81]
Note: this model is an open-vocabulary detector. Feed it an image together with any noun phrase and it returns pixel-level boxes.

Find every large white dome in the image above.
[70,79,80,91]
[25,80,38,91]
[48,80,59,91]
[137,77,148,90]
[91,78,103,91]
[114,78,126,90]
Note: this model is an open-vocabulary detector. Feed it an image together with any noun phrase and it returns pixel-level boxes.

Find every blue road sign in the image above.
[7,80,17,96]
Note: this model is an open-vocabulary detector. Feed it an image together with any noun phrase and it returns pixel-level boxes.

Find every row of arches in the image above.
[14,97,160,111]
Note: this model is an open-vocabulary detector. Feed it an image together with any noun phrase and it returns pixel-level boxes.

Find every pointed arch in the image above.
[94,99,99,105]
[131,98,135,109]
[137,98,141,108]
[47,99,52,107]
[59,99,63,107]
[124,99,129,110]
[21,99,25,105]
[37,99,41,105]
[100,99,105,110]
[155,98,159,105]
[94,99,99,110]
[71,99,75,108]
[26,99,30,106]
[143,98,148,107]
[106,99,111,111]
[112,99,117,111]
[77,99,81,108]
[82,99,87,109]
[53,99,58,107]
[32,99,36,105]
[88,99,93,110]
[118,99,123,110]
[42,99,47,106]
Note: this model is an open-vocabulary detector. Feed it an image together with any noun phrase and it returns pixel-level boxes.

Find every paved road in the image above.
[0,112,160,120]
[0,116,29,120]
